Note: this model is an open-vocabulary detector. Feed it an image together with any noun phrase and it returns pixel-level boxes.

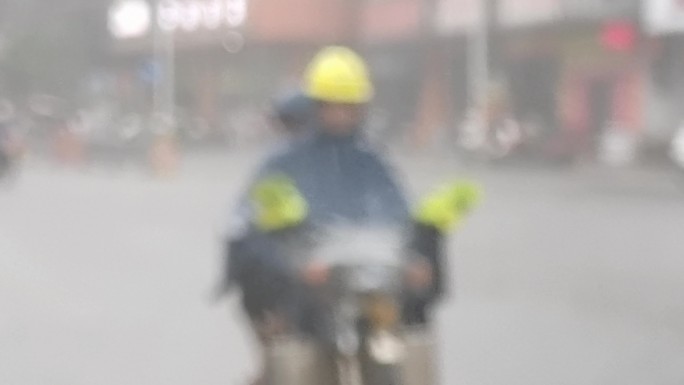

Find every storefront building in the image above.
[642,0,684,146]
[359,0,425,146]
[433,0,645,159]
[106,0,355,139]
[103,0,652,157]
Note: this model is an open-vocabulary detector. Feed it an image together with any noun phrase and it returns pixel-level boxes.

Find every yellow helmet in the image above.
[303,46,374,104]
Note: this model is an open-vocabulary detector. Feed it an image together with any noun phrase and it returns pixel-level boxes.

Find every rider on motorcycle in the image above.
[220,46,480,383]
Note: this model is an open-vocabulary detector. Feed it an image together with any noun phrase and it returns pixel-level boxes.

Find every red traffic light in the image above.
[600,21,637,52]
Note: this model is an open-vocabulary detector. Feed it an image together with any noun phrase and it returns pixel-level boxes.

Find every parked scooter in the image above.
[457,109,524,163]
[670,122,684,171]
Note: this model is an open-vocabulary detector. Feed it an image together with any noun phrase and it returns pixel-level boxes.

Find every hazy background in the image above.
[1,0,684,384]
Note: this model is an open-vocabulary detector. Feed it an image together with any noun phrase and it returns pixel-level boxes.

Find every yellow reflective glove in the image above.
[250,175,309,232]
[414,180,483,233]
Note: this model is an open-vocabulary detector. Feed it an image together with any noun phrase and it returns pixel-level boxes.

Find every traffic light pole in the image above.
[152,1,175,128]
[468,0,490,107]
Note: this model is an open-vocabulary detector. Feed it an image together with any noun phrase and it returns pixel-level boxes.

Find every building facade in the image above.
[103,0,669,159]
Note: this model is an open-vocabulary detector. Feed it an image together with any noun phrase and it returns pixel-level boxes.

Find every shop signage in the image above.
[498,0,561,27]
[435,0,561,34]
[435,0,482,34]
[561,0,638,20]
[643,0,684,35]
[109,0,247,39]
[109,0,153,39]
[157,0,246,32]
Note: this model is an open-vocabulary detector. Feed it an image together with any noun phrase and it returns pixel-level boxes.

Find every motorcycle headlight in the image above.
[367,330,406,365]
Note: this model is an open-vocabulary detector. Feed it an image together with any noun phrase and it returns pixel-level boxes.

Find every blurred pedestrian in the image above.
[0,99,21,175]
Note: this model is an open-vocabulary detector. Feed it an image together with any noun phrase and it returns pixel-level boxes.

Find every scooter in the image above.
[263,226,436,385]
[457,111,523,163]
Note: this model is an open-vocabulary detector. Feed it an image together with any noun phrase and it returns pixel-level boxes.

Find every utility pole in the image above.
[150,0,179,176]
[468,0,489,107]
[152,0,175,131]
[347,0,363,47]
[487,0,502,85]
[411,0,444,148]
[469,0,501,105]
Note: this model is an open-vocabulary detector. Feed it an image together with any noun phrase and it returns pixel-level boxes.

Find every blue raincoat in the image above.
[226,128,411,320]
